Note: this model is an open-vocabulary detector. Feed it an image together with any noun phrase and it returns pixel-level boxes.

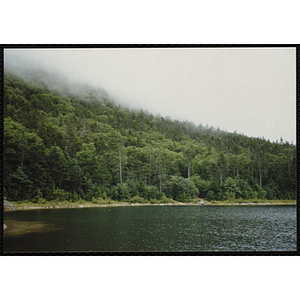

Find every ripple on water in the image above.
[3,205,297,252]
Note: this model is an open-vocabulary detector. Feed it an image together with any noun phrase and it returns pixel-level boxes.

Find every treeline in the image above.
[4,71,296,203]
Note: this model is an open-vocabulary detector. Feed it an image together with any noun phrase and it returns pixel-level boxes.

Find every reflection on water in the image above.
[3,205,297,252]
[4,220,58,237]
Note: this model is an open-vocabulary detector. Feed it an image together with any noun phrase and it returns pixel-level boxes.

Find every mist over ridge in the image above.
[4,52,212,134]
[4,48,296,143]
[4,53,110,102]
[4,57,248,142]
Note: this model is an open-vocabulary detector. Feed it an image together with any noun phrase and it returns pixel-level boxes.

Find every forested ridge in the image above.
[4,70,296,204]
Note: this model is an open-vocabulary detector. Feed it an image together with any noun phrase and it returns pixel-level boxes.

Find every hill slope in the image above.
[3,71,296,203]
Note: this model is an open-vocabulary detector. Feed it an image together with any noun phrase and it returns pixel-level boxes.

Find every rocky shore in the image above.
[4,199,16,230]
[7,200,296,212]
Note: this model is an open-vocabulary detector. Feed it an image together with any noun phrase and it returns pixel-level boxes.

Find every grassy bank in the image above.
[206,199,296,205]
[7,198,296,211]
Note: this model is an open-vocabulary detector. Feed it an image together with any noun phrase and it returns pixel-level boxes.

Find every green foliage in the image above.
[112,183,130,201]
[37,198,48,204]
[190,175,209,198]
[206,190,215,201]
[144,185,163,200]
[166,176,198,202]
[130,196,148,203]
[4,71,296,203]
[223,177,241,199]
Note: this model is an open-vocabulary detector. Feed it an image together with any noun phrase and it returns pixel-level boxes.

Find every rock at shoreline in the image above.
[4,200,16,211]
[77,205,84,208]
[4,224,7,230]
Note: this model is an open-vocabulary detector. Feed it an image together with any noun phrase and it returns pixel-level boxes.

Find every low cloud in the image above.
[4,47,296,143]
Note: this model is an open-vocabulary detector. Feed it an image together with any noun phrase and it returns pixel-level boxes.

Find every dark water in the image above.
[3,205,297,252]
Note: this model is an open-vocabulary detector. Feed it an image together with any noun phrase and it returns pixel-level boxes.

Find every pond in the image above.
[3,205,297,252]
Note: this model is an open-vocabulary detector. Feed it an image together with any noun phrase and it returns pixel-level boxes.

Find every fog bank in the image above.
[4,48,296,143]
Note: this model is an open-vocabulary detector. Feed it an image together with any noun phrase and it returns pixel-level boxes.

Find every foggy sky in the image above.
[4,48,296,144]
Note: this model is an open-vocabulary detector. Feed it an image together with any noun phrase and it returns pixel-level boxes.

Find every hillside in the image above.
[3,70,296,204]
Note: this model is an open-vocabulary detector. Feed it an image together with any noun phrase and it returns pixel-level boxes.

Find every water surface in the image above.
[4,205,297,252]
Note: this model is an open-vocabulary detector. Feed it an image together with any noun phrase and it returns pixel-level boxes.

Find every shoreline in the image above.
[7,201,297,211]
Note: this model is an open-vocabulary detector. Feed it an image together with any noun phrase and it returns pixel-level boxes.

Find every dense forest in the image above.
[3,70,297,204]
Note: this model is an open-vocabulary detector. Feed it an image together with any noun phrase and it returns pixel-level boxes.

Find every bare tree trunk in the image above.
[149,141,152,185]
[119,146,122,183]
[159,175,162,193]
[227,152,230,171]
[21,150,24,168]
[259,163,262,187]
[159,148,162,192]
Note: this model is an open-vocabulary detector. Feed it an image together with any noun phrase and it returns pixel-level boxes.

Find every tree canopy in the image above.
[4,70,296,203]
